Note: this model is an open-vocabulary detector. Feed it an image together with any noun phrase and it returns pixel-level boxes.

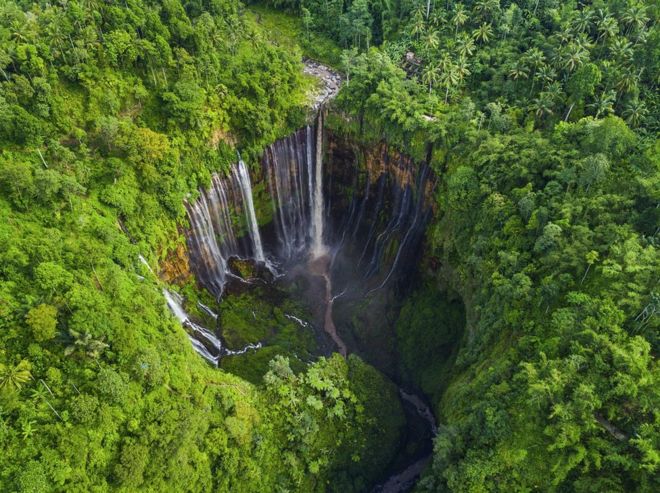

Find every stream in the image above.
[308,248,437,493]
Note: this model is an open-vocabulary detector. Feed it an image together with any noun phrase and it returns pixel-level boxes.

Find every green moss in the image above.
[219,288,317,353]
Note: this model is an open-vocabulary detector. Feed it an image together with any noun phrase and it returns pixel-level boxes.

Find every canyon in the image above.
[162,63,444,491]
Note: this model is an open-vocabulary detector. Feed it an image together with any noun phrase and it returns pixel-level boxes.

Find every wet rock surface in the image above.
[303,58,342,111]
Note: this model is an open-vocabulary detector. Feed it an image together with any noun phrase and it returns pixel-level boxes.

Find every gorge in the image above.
[1,1,656,491]
[166,90,444,489]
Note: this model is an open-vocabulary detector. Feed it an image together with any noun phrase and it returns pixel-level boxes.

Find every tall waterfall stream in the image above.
[163,63,437,491]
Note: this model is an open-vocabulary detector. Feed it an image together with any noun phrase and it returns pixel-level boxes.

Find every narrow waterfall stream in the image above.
[164,62,438,492]
[234,157,266,263]
[163,289,261,364]
[311,111,326,258]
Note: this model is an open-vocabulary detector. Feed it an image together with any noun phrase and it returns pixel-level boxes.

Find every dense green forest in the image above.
[1,0,658,492]
[0,1,403,491]
[319,0,659,490]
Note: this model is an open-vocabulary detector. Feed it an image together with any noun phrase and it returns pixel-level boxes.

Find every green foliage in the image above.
[26,304,58,342]
[418,116,659,491]
[263,354,404,490]
[315,1,659,490]
[1,0,657,490]
[396,287,465,404]
[0,360,32,394]
[0,0,398,491]
[248,5,342,66]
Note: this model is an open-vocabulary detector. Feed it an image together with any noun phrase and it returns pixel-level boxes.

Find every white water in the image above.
[163,289,262,363]
[138,254,155,276]
[310,112,326,258]
[197,301,219,320]
[285,313,310,327]
[163,289,221,365]
[187,158,272,296]
[187,191,229,295]
[225,342,263,356]
[234,158,265,262]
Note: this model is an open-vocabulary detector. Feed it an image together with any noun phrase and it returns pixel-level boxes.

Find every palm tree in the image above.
[574,33,594,52]
[595,10,618,41]
[524,48,546,72]
[572,9,594,35]
[474,0,499,22]
[524,48,545,93]
[545,82,565,107]
[473,23,493,44]
[456,32,475,58]
[439,57,460,103]
[535,64,557,88]
[560,42,588,72]
[422,63,440,93]
[621,4,648,36]
[410,9,427,40]
[452,4,468,35]
[609,37,633,63]
[455,56,471,83]
[616,68,640,95]
[509,62,529,82]
[531,92,555,120]
[553,26,574,45]
[423,30,440,52]
[0,360,32,393]
[65,330,109,360]
[589,91,616,117]
[622,100,647,127]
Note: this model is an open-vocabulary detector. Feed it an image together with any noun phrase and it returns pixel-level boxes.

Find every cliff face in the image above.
[325,132,436,213]
[159,241,192,286]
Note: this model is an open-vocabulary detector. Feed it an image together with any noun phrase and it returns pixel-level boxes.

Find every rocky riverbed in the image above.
[303,59,342,111]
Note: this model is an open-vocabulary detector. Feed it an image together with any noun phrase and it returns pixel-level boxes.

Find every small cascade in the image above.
[163,289,221,365]
[138,254,155,276]
[198,301,219,320]
[225,342,263,356]
[163,289,261,364]
[285,314,311,328]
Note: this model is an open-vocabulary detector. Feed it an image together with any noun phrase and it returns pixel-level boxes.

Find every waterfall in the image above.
[263,127,314,259]
[186,123,433,300]
[186,188,229,296]
[138,254,155,276]
[198,301,219,320]
[233,157,265,262]
[181,117,434,364]
[163,289,261,363]
[310,111,326,258]
[262,111,328,261]
[187,160,268,296]
[163,289,221,365]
